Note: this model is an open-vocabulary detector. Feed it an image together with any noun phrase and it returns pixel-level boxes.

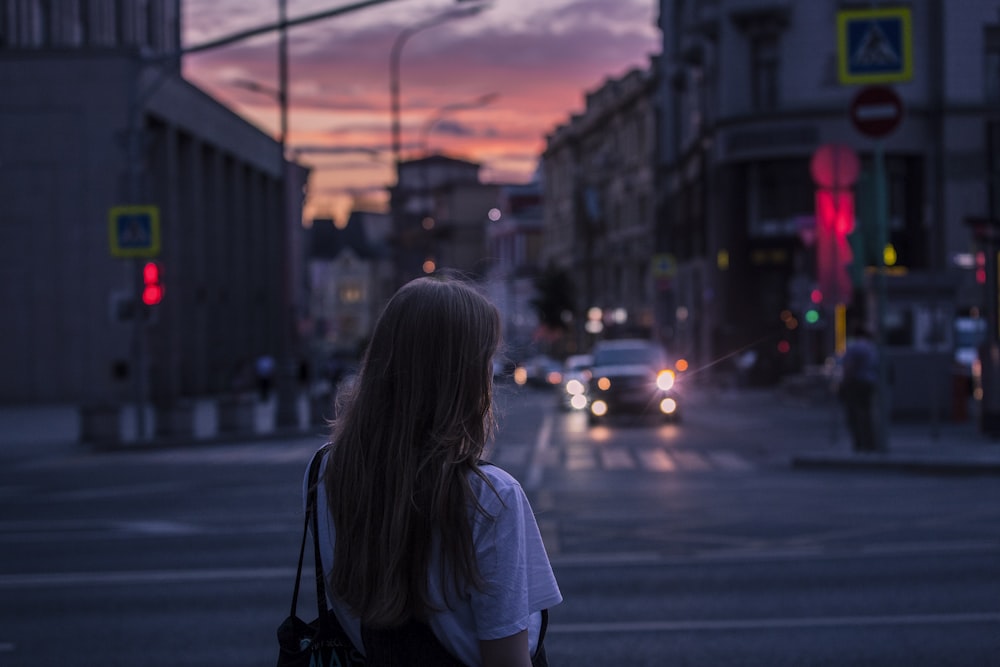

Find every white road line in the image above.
[494,444,530,467]
[637,448,676,471]
[565,453,597,471]
[525,414,553,491]
[600,448,635,470]
[670,450,712,471]
[548,612,1000,634]
[707,451,754,471]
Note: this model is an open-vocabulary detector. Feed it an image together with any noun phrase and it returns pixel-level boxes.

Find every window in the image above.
[339,283,363,304]
[751,33,779,111]
[749,159,813,237]
[731,8,789,113]
[985,26,1000,106]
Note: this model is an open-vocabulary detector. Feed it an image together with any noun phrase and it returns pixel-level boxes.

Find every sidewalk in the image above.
[771,381,1000,475]
[685,376,1000,475]
[0,393,329,461]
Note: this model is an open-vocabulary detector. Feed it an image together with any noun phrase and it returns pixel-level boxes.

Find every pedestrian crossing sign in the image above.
[837,7,912,85]
[109,205,160,258]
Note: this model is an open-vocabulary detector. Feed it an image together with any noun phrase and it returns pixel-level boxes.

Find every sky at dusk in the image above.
[181,0,661,224]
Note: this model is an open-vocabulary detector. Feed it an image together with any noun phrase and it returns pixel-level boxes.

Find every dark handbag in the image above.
[276,447,364,667]
[277,448,550,667]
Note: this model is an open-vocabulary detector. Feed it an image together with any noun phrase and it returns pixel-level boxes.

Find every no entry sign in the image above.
[850,86,903,138]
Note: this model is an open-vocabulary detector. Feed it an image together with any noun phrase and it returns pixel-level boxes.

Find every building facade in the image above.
[483,180,545,359]
[656,0,995,394]
[307,212,393,358]
[0,1,309,412]
[542,60,660,350]
[390,155,500,286]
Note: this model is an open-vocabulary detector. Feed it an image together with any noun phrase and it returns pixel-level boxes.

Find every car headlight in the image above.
[566,379,585,395]
[656,369,675,391]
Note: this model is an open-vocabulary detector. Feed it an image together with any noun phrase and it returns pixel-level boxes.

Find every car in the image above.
[585,339,680,425]
[560,354,593,411]
[514,355,563,388]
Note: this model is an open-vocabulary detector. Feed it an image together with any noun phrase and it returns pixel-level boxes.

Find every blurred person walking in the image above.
[305,276,561,666]
[255,353,275,402]
[839,325,880,452]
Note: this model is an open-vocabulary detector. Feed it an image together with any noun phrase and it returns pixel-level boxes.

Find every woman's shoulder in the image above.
[470,462,525,505]
[475,460,520,485]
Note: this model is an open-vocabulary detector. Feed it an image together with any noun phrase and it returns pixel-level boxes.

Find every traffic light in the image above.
[815,188,854,305]
[142,262,163,305]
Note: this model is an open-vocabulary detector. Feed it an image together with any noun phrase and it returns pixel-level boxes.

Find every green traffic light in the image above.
[805,309,820,324]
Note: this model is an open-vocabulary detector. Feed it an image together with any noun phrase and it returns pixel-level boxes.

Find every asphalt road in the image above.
[1,382,998,666]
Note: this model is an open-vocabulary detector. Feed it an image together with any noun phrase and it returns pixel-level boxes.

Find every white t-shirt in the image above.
[304,452,562,666]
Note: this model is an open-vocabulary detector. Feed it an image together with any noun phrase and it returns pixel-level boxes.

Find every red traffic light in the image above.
[142,262,163,305]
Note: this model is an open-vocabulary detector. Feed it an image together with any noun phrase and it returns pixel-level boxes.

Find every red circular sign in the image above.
[850,86,903,138]
[810,143,860,188]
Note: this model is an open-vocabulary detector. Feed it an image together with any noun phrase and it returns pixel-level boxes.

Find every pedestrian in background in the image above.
[255,354,275,402]
[307,276,561,666]
[839,325,879,452]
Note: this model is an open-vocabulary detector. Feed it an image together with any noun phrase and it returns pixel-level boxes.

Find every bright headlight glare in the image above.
[570,394,588,410]
[660,397,677,414]
[591,400,608,417]
[656,369,675,391]
[566,379,584,395]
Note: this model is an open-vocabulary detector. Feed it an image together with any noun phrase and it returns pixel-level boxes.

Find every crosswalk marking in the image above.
[600,448,636,470]
[107,441,754,474]
[493,444,530,467]
[637,449,676,471]
[669,450,713,471]
[707,450,755,471]
[566,451,597,470]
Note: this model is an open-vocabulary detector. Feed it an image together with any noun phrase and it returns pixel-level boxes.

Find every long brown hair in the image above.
[323,276,501,627]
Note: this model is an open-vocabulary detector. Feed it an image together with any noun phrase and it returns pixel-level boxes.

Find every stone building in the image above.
[0,1,309,422]
[390,155,499,286]
[541,60,660,350]
[656,0,995,396]
[483,180,545,359]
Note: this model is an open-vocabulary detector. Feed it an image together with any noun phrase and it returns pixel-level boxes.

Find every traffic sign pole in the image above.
[874,143,890,452]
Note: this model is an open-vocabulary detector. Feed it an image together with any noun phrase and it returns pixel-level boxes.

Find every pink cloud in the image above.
[182,0,659,222]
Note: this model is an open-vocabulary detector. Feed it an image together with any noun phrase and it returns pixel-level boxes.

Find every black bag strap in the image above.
[288,446,330,625]
[537,608,548,649]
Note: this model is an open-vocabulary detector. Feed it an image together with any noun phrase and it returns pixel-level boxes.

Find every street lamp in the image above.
[389,2,491,172]
[418,92,499,157]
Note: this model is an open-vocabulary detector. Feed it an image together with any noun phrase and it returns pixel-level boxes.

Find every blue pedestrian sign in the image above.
[837,7,912,85]
[109,205,160,258]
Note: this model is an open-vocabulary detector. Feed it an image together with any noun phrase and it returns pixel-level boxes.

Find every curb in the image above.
[83,426,329,453]
[790,452,1000,476]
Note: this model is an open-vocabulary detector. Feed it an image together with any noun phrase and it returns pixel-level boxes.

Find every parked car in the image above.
[514,355,563,388]
[560,353,594,411]
[585,339,680,425]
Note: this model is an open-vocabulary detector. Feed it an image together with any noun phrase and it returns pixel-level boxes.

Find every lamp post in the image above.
[389,2,491,171]
[418,92,499,157]
[388,3,490,288]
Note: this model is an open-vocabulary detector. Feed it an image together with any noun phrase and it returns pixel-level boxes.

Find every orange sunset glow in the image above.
[181,0,659,225]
